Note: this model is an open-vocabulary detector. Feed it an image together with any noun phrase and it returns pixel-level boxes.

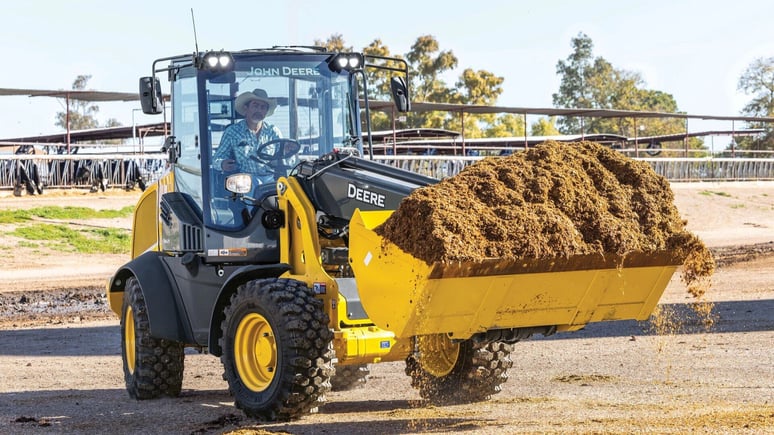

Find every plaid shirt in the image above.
[213,119,282,175]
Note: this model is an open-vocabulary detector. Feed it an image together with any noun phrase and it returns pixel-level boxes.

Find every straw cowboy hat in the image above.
[235,88,277,117]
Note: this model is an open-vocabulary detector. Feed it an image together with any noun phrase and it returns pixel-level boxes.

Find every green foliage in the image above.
[316,32,706,146]
[0,206,133,224]
[734,57,774,154]
[54,75,123,143]
[0,209,31,224]
[55,75,100,131]
[314,34,351,52]
[316,34,518,137]
[485,114,526,138]
[553,33,594,119]
[363,39,409,132]
[552,33,696,151]
[530,117,561,136]
[2,205,134,254]
[11,223,130,254]
[738,57,774,118]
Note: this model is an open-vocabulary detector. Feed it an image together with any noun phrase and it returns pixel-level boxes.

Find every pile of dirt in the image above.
[376,141,714,295]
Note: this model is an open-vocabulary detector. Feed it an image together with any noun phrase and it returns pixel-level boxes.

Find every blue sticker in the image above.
[379,340,390,349]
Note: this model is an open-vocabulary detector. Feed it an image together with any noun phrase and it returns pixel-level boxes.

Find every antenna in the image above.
[190,8,199,55]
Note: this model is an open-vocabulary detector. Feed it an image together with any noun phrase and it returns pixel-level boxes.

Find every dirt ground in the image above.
[0,182,773,434]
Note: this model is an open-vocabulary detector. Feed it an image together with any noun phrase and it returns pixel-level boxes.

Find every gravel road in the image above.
[0,183,772,434]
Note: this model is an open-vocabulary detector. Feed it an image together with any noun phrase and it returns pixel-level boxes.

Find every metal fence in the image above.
[1,154,773,193]
[371,156,774,182]
[640,157,774,181]
[0,154,166,193]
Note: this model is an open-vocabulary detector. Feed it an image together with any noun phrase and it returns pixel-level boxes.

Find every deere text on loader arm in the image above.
[108,47,684,420]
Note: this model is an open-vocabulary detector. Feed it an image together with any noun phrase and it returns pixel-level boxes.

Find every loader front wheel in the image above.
[121,277,185,399]
[220,278,334,421]
[330,364,370,391]
[406,338,513,404]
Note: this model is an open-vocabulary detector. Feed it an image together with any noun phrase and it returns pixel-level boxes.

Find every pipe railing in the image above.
[370,155,774,182]
[0,154,166,192]
[1,154,773,193]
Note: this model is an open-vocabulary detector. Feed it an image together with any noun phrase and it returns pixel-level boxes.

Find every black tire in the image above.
[219,278,334,421]
[406,340,513,404]
[121,276,185,399]
[330,364,370,391]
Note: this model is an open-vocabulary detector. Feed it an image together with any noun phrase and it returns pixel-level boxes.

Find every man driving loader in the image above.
[213,88,283,182]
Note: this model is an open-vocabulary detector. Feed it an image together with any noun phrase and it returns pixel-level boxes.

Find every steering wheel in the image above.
[256,138,301,162]
[249,138,302,181]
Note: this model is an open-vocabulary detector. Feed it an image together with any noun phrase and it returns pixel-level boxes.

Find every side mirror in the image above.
[139,76,163,115]
[390,76,410,113]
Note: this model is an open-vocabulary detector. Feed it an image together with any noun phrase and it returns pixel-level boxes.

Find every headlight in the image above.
[199,51,235,72]
[327,53,365,72]
[225,173,252,194]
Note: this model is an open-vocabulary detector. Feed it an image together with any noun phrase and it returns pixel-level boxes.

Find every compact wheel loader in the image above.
[108,47,684,420]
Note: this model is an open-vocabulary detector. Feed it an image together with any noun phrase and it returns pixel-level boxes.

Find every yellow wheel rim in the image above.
[124,305,136,374]
[416,334,459,377]
[235,312,277,392]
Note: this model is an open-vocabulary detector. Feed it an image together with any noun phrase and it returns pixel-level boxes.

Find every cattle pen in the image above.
[2,147,774,195]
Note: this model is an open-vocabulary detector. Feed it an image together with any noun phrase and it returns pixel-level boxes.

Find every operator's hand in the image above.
[221,159,237,172]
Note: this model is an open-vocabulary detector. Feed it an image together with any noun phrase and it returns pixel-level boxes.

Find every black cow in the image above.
[121,159,146,191]
[12,146,43,196]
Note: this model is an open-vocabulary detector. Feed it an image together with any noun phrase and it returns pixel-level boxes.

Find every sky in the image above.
[2,0,774,150]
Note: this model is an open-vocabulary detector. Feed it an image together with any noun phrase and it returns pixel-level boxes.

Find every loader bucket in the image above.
[348,209,685,340]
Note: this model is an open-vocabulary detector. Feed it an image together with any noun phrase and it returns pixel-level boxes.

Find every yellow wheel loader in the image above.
[108,47,684,420]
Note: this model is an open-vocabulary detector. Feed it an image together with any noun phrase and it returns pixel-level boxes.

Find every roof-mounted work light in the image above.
[197,50,235,72]
[327,53,364,72]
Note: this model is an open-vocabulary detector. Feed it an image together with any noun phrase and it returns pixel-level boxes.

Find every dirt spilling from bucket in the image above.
[376,141,714,294]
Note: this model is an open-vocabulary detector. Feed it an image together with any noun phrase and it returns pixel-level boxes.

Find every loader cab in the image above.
[146,49,368,264]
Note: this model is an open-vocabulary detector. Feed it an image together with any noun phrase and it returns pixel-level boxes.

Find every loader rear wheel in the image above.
[406,337,513,404]
[121,276,185,399]
[330,364,370,391]
[220,278,334,421]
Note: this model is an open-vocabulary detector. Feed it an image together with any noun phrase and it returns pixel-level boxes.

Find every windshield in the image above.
[205,55,358,162]
[192,54,359,230]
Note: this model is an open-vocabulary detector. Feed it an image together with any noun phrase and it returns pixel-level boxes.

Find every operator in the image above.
[213,88,282,182]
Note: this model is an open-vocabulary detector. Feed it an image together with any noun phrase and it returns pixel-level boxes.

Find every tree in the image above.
[552,33,696,151]
[398,35,460,131]
[448,68,507,137]
[530,117,560,136]
[313,34,351,53]
[362,39,407,132]
[314,35,398,132]
[553,33,594,133]
[54,75,122,133]
[315,34,516,137]
[735,57,774,154]
[738,57,774,118]
[486,114,525,138]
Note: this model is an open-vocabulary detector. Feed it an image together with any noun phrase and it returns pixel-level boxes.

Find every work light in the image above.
[199,51,235,72]
[328,53,364,72]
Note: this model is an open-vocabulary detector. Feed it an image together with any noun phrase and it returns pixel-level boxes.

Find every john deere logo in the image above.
[347,183,385,208]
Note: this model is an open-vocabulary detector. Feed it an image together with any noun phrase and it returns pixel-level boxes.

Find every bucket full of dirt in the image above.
[348,141,713,339]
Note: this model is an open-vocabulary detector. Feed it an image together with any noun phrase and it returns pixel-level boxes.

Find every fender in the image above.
[207,263,291,356]
[108,251,195,344]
